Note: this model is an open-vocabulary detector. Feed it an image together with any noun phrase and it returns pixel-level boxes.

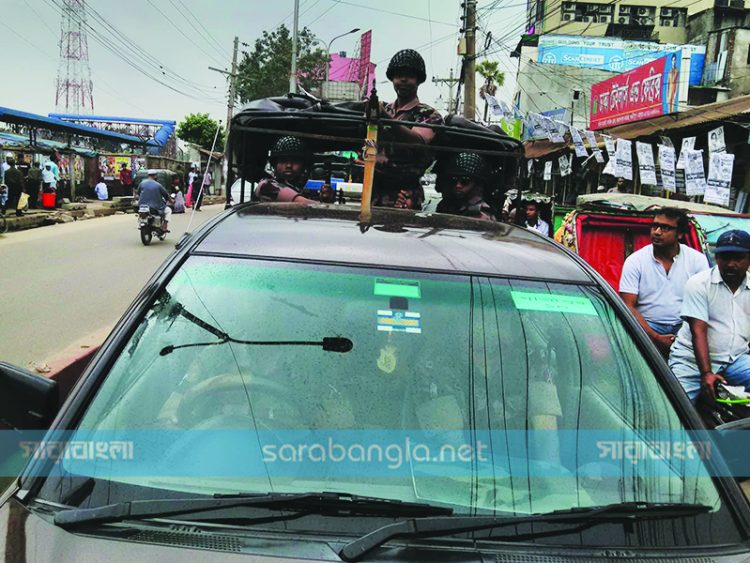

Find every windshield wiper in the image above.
[159,302,352,356]
[338,502,711,561]
[54,492,451,529]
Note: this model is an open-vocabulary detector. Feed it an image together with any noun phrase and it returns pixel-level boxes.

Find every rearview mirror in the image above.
[0,362,58,430]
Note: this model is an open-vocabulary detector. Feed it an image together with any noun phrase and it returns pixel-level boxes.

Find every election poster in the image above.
[658,145,676,192]
[708,126,726,154]
[684,149,707,196]
[705,152,734,206]
[559,154,572,177]
[676,136,695,170]
[543,160,552,180]
[570,127,588,157]
[636,142,657,185]
[615,138,633,180]
[603,134,616,158]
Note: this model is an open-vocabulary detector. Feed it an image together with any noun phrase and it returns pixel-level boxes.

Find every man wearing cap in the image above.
[620,208,709,357]
[138,170,172,231]
[436,152,495,221]
[374,48,443,210]
[668,229,750,402]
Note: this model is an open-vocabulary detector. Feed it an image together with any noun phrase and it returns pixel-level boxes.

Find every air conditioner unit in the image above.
[598,15,611,23]
[661,19,673,27]
[563,13,573,20]
[662,8,674,17]
[598,4,611,13]
[579,16,590,22]
[562,1,574,9]
[618,16,629,24]
[619,6,632,15]
[637,7,651,16]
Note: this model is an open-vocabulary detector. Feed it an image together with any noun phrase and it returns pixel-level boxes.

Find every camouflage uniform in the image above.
[255,136,314,203]
[436,152,495,221]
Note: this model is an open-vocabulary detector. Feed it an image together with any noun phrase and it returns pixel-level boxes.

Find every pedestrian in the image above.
[171,176,185,214]
[619,208,709,357]
[524,201,550,236]
[203,169,213,196]
[1,155,10,185]
[186,165,197,207]
[374,48,443,210]
[94,178,109,200]
[119,162,133,191]
[608,176,629,194]
[3,158,25,216]
[193,172,204,211]
[436,153,495,220]
[26,161,42,209]
[668,230,750,403]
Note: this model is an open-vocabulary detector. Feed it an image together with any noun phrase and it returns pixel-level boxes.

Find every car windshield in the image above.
[39,255,721,519]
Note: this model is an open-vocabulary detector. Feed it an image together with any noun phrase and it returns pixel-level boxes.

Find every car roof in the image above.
[193,204,594,283]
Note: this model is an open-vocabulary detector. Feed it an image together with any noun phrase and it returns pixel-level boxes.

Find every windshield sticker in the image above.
[511,291,597,316]
[374,278,421,299]
[377,310,422,333]
[377,345,398,374]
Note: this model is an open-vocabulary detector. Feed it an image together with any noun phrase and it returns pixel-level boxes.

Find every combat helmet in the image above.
[442,152,490,182]
[386,49,426,84]
[269,136,310,163]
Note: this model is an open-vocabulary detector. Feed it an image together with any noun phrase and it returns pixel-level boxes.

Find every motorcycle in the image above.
[697,382,750,428]
[137,205,168,245]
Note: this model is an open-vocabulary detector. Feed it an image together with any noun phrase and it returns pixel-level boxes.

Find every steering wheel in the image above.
[175,373,305,430]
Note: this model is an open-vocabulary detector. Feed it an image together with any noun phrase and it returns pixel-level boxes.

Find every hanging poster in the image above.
[636,142,657,185]
[708,126,726,154]
[658,145,676,192]
[659,136,674,148]
[527,159,534,174]
[676,136,695,170]
[582,130,604,162]
[685,149,707,196]
[705,152,734,206]
[559,154,572,177]
[570,127,588,157]
[602,157,616,176]
[602,134,616,158]
[543,160,552,180]
[615,138,633,180]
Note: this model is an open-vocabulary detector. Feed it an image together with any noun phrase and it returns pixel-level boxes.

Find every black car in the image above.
[1,203,749,561]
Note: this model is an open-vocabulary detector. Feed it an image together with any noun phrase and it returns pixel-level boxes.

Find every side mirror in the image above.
[0,362,58,430]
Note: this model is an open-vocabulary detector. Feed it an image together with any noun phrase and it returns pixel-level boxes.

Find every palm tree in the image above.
[476,60,505,98]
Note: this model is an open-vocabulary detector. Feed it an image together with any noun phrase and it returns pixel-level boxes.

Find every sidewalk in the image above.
[2,196,225,233]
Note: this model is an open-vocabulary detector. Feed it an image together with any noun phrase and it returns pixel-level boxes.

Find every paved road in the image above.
[0,205,226,368]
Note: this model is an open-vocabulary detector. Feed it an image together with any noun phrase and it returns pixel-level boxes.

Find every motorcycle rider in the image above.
[138,170,172,232]
[436,153,495,221]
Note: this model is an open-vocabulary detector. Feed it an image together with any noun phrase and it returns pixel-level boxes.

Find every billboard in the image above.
[537,35,705,86]
[590,54,680,130]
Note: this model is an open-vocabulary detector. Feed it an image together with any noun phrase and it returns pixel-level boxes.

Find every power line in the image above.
[326,0,455,26]
[173,0,232,59]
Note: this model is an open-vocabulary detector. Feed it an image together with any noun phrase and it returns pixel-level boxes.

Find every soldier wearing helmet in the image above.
[255,136,319,203]
[374,49,443,210]
[436,153,495,221]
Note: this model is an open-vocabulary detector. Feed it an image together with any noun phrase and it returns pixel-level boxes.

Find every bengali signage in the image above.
[537,35,705,85]
[590,55,680,130]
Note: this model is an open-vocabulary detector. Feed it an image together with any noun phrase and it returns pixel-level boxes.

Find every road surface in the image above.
[0,205,225,368]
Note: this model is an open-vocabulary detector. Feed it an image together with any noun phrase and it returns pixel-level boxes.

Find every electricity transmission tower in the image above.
[55,0,94,113]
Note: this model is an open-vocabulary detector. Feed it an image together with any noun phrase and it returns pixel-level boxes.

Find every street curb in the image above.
[46,346,99,400]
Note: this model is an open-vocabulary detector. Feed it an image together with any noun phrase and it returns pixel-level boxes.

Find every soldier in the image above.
[255,136,319,204]
[436,153,495,221]
[375,49,443,210]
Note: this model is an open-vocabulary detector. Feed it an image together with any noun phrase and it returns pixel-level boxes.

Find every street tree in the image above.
[236,24,328,102]
[176,113,225,150]
[476,60,505,97]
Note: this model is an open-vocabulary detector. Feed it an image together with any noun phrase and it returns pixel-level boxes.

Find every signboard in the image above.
[537,35,705,85]
[590,55,680,130]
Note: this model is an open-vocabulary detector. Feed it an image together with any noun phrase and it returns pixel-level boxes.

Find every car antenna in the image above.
[359,79,379,233]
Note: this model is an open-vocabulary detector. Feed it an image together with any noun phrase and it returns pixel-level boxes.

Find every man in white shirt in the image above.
[0,156,10,184]
[94,180,109,200]
[524,201,550,237]
[619,208,709,357]
[669,229,750,402]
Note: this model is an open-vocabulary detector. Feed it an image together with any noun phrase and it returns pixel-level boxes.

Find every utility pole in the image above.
[290,0,300,94]
[208,35,239,196]
[462,0,477,119]
[432,68,460,114]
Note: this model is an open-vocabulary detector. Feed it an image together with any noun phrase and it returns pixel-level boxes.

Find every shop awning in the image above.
[599,94,750,139]
[0,106,148,145]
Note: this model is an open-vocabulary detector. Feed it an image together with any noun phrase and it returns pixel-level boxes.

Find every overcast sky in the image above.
[2,0,526,125]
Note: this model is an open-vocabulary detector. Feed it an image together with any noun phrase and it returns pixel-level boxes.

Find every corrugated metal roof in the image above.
[601,94,750,139]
